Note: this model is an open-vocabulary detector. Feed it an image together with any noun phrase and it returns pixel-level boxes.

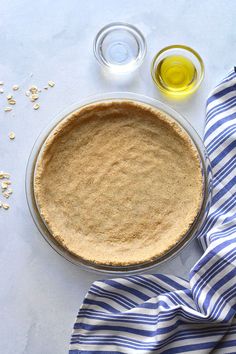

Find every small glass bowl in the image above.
[93,22,146,73]
[25,93,212,275]
[151,45,204,97]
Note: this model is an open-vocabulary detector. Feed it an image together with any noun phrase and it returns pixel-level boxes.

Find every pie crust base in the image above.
[34,100,203,266]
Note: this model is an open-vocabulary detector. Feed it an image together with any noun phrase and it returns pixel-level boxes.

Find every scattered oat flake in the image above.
[1,182,9,189]
[48,81,55,87]
[0,88,4,94]
[2,203,9,210]
[33,103,40,110]
[0,172,10,179]
[3,189,12,198]
[7,94,13,100]
[0,81,4,85]
[25,91,30,97]
[29,85,38,94]
[9,99,16,105]
[0,201,2,208]
[4,107,12,112]
[12,85,19,91]
[30,93,39,102]
[9,132,15,140]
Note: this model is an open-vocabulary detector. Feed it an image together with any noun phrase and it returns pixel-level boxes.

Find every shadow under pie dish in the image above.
[26,94,211,273]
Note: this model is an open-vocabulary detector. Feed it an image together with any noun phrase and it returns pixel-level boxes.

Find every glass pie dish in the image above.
[25,92,212,275]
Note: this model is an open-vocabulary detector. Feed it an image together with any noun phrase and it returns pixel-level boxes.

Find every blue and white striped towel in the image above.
[69,69,236,354]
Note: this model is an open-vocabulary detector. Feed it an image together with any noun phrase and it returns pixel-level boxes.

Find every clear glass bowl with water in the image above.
[93,22,146,73]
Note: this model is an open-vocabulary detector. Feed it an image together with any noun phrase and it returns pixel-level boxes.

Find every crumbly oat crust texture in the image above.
[34,100,203,266]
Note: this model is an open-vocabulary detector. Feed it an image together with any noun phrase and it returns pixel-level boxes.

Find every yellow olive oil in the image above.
[155,55,197,96]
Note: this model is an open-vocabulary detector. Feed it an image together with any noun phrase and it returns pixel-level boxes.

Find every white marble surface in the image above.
[0,1,235,353]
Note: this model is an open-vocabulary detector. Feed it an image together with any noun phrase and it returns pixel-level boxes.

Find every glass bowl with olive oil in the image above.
[151,45,204,98]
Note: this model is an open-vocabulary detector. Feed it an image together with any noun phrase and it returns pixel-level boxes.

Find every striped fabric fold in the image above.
[69,69,236,354]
